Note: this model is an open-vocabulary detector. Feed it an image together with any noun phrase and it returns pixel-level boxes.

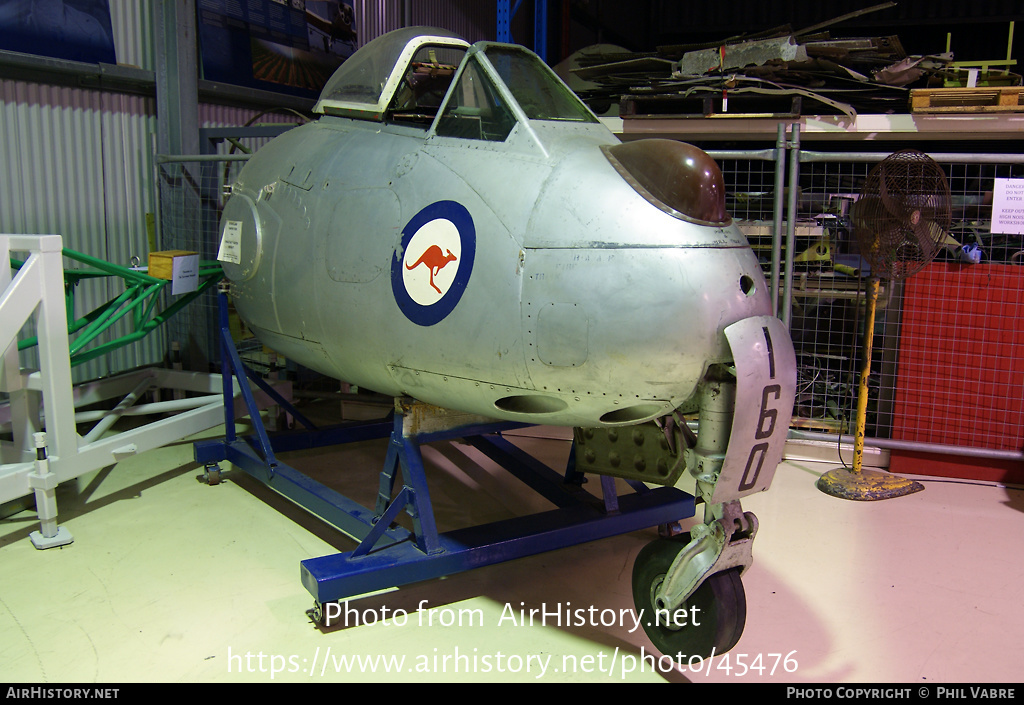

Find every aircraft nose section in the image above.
[603,139,730,225]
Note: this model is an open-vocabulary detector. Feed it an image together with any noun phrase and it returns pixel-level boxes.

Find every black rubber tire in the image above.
[632,537,747,661]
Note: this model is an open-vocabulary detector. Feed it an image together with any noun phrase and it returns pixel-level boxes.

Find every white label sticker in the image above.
[171,253,199,295]
[218,220,243,264]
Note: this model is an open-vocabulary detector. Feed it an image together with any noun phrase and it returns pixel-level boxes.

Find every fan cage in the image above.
[854,149,953,281]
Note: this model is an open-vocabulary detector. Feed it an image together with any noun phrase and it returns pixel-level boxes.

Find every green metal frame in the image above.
[10,248,223,367]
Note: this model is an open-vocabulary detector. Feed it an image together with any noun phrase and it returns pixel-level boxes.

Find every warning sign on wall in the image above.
[991,178,1024,235]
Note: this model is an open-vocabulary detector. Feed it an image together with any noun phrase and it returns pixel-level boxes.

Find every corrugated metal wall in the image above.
[351,0,530,48]
[2,2,162,382]
[110,0,156,71]
[1,3,304,382]
[0,79,159,382]
[0,2,521,382]
[110,1,509,72]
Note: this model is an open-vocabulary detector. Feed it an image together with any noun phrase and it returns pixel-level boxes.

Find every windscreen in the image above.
[435,56,517,141]
[483,46,597,123]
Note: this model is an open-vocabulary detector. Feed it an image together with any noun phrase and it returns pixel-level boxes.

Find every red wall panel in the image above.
[891,262,1024,483]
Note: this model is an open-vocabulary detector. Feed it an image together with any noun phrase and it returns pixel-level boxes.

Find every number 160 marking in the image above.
[738,327,781,492]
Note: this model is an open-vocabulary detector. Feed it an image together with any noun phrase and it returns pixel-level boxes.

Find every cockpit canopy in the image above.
[314,27,467,120]
[313,26,597,135]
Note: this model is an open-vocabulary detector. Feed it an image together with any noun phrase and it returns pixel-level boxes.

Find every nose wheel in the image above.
[631,536,746,660]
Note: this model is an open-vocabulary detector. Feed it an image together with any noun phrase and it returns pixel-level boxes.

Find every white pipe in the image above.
[72,395,222,422]
[81,378,155,444]
[789,429,1024,463]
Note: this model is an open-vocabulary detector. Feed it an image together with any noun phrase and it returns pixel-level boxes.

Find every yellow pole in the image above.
[815,275,924,500]
[852,277,879,474]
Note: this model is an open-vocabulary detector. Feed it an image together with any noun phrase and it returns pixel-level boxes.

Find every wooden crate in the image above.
[148,250,197,280]
[910,86,1023,114]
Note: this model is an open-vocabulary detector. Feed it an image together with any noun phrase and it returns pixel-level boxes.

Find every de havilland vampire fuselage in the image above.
[216,26,797,659]
[219,27,794,440]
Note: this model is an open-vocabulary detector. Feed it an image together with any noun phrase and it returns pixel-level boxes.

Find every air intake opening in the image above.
[494,395,568,415]
[599,403,664,424]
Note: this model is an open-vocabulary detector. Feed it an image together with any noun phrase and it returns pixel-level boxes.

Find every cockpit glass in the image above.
[318,29,416,107]
[435,57,516,141]
[315,27,467,118]
[484,47,597,123]
[388,46,465,127]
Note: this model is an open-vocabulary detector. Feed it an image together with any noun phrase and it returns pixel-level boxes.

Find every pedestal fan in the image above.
[817,149,952,500]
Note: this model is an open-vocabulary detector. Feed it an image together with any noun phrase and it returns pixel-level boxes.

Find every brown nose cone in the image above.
[604,139,729,225]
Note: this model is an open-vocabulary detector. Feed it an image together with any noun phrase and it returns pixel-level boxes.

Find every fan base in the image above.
[816,467,925,501]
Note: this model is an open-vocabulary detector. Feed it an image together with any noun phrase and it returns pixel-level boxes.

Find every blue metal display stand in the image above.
[194,287,696,615]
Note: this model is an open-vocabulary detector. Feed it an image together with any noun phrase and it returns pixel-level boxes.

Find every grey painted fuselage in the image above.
[219,30,778,429]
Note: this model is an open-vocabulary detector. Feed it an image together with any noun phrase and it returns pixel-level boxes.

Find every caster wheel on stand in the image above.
[203,464,222,485]
[308,601,325,625]
[198,464,222,485]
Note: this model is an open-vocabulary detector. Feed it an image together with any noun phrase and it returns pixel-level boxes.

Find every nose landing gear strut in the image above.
[628,317,795,660]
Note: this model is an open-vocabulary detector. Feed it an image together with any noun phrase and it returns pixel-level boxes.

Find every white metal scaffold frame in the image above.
[1,234,289,548]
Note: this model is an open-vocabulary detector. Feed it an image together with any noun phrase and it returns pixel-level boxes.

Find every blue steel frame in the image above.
[194,287,696,611]
[498,0,548,63]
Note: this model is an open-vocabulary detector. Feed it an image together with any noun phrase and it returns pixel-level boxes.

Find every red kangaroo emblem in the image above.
[406,245,458,294]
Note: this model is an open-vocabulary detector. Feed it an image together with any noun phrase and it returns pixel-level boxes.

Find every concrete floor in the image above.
[2,405,1023,683]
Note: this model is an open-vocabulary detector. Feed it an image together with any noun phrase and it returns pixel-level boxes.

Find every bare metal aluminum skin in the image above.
[218,28,795,439]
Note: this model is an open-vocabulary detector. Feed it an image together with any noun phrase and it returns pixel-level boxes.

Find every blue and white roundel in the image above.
[392,201,476,326]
